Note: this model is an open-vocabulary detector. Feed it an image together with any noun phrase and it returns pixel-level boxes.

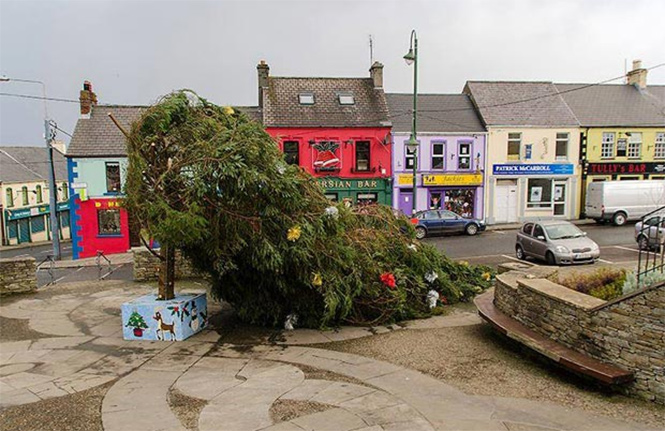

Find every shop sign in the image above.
[94,200,122,209]
[587,162,665,175]
[5,202,69,221]
[318,179,385,190]
[492,163,574,176]
[422,173,483,186]
[396,174,415,186]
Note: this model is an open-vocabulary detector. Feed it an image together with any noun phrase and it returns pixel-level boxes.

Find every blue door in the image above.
[18,218,31,243]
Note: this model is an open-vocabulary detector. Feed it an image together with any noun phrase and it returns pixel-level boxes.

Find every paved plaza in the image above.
[0,280,660,431]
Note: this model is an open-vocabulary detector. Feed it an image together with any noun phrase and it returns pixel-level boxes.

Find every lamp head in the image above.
[403,49,416,66]
[0,75,10,82]
[405,136,419,151]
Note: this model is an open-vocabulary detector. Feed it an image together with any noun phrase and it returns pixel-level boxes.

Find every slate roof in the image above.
[262,77,391,128]
[68,105,262,158]
[386,93,486,133]
[463,81,579,127]
[0,146,68,184]
[554,83,665,127]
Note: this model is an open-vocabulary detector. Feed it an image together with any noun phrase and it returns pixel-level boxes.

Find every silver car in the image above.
[635,215,664,250]
[516,220,600,265]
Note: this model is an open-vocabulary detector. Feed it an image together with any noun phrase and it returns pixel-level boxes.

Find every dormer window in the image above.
[338,92,355,105]
[299,92,314,105]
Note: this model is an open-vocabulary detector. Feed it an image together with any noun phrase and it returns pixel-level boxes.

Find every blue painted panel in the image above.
[121,293,208,341]
[68,158,82,260]
[492,164,574,176]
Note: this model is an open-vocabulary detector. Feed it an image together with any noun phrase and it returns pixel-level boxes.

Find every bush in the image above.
[553,268,627,301]
[124,91,494,328]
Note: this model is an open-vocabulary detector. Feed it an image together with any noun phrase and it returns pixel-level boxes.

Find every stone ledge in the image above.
[517,278,605,310]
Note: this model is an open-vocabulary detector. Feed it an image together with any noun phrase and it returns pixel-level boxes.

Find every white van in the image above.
[585,180,665,226]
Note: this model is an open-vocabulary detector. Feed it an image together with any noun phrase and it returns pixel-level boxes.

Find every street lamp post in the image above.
[0,76,61,259]
[403,30,419,215]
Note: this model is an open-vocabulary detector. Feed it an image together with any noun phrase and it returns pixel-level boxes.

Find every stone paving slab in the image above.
[290,408,367,431]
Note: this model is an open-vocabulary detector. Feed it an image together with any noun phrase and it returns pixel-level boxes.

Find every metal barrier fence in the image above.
[636,206,665,287]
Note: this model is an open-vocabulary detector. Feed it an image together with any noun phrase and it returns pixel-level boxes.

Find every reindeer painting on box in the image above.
[153,311,176,341]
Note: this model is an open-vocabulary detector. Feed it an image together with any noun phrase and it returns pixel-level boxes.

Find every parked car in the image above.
[585,180,665,226]
[516,220,600,265]
[412,210,486,239]
[635,215,664,250]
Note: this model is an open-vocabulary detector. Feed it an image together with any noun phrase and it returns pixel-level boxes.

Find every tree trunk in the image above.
[158,245,176,300]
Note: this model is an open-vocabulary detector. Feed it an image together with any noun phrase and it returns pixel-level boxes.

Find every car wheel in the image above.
[612,212,627,226]
[415,227,427,240]
[637,235,650,250]
[465,224,479,236]
[516,245,526,260]
[545,251,557,266]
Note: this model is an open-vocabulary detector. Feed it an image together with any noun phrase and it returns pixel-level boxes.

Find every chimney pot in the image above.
[632,60,642,70]
[370,61,384,88]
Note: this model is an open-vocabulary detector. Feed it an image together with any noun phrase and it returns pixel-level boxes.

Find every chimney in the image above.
[257,60,270,107]
[79,80,98,118]
[626,59,647,90]
[370,61,384,88]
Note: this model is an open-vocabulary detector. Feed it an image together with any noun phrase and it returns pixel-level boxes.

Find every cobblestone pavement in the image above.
[0,280,660,431]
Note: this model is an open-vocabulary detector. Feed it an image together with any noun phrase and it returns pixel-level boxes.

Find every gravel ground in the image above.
[270,399,333,423]
[319,323,664,428]
[296,363,376,388]
[168,388,207,431]
[0,380,114,431]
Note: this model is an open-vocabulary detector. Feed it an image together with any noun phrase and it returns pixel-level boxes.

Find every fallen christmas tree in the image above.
[124,90,493,328]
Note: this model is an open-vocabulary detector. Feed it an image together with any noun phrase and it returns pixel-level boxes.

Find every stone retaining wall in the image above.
[132,247,203,282]
[0,257,37,296]
[495,272,665,404]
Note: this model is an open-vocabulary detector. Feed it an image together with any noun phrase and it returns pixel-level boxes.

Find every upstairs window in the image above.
[628,132,642,159]
[405,146,416,170]
[62,183,68,200]
[36,185,43,203]
[555,133,569,161]
[338,92,355,105]
[106,162,121,193]
[355,141,370,171]
[601,132,615,159]
[298,92,314,105]
[458,142,471,169]
[507,133,521,161]
[21,186,29,206]
[6,188,13,207]
[283,141,299,165]
[431,142,445,170]
[655,132,665,159]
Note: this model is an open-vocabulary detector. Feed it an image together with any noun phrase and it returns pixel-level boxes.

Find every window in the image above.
[405,146,416,170]
[324,193,338,202]
[31,215,45,233]
[60,211,70,230]
[429,192,442,209]
[440,210,458,220]
[422,210,440,220]
[106,162,121,192]
[507,133,521,161]
[627,133,642,159]
[601,132,615,159]
[62,183,68,200]
[527,178,553,208]
[356,193,377,204]
[616,138,627,157]
[6,188,13,207]
[355,141,370,171]
[522,223,534,235]
[283,141,299,165]
[555,133,568,161]
[338,92,355,105]
[458,142,471,169]
[655,132,665,159]
[298,92,314,105]
[431,142,445,170]
[21,186,29,205]
[98,209,121,235]
[533,224,545,239]
[36,185,43,203]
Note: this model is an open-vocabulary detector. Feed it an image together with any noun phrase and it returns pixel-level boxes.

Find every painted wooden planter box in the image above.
[121,292,207,341]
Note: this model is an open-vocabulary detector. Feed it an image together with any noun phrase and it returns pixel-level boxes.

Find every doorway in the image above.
[495,180,517,223]
[399,190,414,216]
[553,181,567,216]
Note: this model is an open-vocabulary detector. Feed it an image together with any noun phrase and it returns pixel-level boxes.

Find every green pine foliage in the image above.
[124,91,494,328]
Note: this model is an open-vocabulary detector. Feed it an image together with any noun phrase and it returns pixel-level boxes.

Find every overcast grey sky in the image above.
[1,0,664,146]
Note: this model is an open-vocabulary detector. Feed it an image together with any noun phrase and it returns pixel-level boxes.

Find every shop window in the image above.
[431,142,445,170]
[97,209,122,235]
[62,183,68,200]
[527,178,553,208]
[627,133,642,159]
[6,188,14,207]
[355,141,370,172]
[429,192,442,210]
[31,215,45,233]
[106,162,121,193]
[283,141,299,165]
[356,193,377,205]
[405,147,416,170]
[458,142,471,170]
[60,211,70,230]
[655,132,665,159]
[619,176,640,181]
[555,133,568,161]
[507,133,521,161]
[36,185,43,203]
[324,193,338,202]
[601,132,615,159]
[444,189,476,218]
[21,186,29,206]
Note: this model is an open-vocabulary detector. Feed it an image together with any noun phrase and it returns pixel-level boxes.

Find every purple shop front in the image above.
[121,293,207,341]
